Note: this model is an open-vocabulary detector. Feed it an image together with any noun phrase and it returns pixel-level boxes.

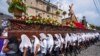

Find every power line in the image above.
[96,0,100,7]
[94,0,100,12]
[92,0,100,16]
[97,0,100,4]
[93,0,99,12]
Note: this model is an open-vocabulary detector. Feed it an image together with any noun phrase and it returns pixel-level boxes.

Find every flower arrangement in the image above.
[66,21,76,28]
[25,16,61,26]
[33,18,61,26]
[25,16,33,24]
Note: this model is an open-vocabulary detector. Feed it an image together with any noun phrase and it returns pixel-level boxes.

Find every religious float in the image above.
[8,17,97,39]
[7,1,97,38]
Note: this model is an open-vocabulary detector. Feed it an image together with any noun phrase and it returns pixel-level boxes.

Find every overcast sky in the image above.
[50,0,100,26]
[0,0,12,15]
[0,0,100,26]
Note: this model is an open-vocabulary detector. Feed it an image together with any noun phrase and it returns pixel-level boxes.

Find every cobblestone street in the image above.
[78,42,100,56]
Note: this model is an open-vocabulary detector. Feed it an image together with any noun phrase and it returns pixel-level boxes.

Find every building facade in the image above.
[7,0,63,23]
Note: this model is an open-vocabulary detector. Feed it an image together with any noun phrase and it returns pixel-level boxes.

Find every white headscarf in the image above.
[54,34,61,47]
[39,33,47,40]
[2,28,8,37]
[65,33,70,48]
[47,34,54,47]
[59,34,64,43]
[65,33,70,42]
[72,34,77,42]
[39,33,47,54]
[47,34,54,52]
[31,35,40,54]
[19,34,32,52]
[54,34,59,39]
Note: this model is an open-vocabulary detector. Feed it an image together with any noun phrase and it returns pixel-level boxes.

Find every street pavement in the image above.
[78,41,100,56]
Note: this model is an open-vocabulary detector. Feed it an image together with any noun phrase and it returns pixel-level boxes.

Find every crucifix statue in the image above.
[68,3,78,22]
[68,3,74,17]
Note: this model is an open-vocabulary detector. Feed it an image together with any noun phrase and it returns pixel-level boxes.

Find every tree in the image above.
[89,24,96,29]
[95,26,100,30]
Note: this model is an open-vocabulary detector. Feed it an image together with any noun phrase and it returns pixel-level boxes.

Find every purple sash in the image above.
[0,38,4,52]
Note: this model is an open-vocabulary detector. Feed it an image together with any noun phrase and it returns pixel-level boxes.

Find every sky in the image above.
[50,0,100,26]
[0,0,12,16]
[0,0,100,26]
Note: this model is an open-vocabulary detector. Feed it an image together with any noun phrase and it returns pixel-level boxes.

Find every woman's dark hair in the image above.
[0,28,3,36]
[8,36,18,44]
[53,36,57,40]
[61,34,65,38]
[68,33,71,36]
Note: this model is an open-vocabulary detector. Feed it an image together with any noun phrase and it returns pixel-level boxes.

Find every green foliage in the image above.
[95,26,100,30]
[62,11,67,15]
[89,24,96,29]
[25,17,61,26]
[8,0,26,13]
[55,10,60,15]
[12,0,22,2]
[89,24,100,30]
[26,19,33,24]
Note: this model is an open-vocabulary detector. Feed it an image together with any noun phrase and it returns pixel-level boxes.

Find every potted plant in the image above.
[55,10,60,16]
[8,0,26,18]
[62,11,67,18]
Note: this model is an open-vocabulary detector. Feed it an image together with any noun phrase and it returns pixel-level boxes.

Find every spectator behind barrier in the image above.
[2,28,8,38]
[2,35,19,56]
[0,28,5,56]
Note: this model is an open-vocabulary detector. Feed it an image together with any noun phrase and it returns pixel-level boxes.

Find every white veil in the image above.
[19,34,32,52]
